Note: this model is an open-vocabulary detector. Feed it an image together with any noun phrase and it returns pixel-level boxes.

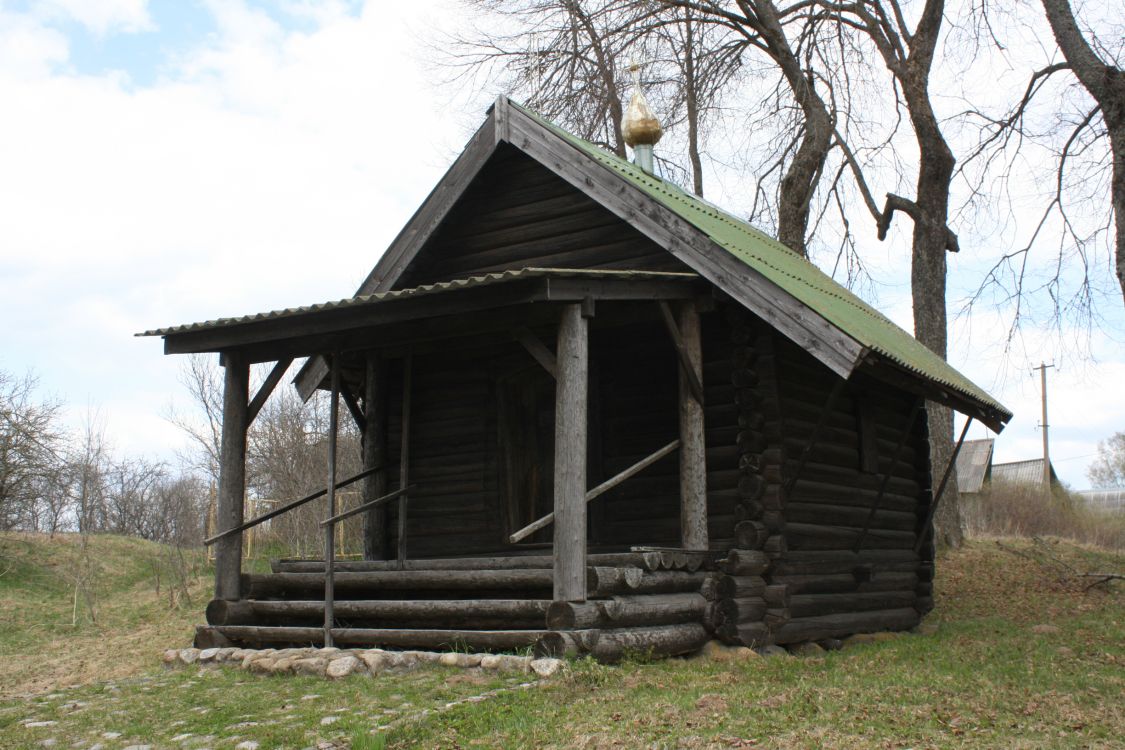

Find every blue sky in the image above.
[1,0,1123,490]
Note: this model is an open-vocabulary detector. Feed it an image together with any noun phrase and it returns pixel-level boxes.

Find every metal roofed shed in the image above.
[955,439,994,494]
[992,458,1061,490]
[142,96,1012,660]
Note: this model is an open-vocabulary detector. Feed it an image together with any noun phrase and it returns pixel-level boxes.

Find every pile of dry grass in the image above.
[962,482,1125,550]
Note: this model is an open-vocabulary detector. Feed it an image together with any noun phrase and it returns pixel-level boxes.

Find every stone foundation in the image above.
[163,646,563,679]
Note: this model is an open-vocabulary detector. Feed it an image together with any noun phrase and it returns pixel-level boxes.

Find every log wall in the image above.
[716,306,931,646]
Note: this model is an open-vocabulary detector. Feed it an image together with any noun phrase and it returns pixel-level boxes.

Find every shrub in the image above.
[962,481,1125,550]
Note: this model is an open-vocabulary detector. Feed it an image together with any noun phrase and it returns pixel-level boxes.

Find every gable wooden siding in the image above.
[395,145,689,289]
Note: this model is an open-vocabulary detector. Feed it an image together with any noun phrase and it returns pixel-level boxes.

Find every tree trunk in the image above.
[899,9,964,548]
[756,0,831,258]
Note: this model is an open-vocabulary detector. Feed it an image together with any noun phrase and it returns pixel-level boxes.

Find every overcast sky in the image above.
[1,0,1122,490]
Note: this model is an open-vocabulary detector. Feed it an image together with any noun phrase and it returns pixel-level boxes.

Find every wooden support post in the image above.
[215,351,249,601]
[553,304,589,603]
[915,416,973,554]
[397,352,414,569]
[362,353,388,560]
[246,357,293,427]
[676,301,708,550]
[324,355,341,648]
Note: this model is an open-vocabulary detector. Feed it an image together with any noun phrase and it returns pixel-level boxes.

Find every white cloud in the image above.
[0,10,69,78]
[38,0,154,36]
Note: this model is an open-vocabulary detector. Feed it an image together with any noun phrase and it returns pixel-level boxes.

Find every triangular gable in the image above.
[297,96,1011,432]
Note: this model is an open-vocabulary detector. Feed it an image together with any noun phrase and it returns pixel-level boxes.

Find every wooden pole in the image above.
[362,353,388,560]
[215,351,249,601]
[676,301,708,550]
[553,303,589,602]
[397,351,413,570]
[323,355,341,648]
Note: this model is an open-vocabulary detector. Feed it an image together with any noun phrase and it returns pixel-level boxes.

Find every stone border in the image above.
[163,647,564,679]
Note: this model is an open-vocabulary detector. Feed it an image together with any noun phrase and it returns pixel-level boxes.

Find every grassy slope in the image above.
[0,533,209,698]
[0,534,1121,749]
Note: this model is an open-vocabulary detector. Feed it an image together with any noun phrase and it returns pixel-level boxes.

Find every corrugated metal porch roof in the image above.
[138,268,699,338]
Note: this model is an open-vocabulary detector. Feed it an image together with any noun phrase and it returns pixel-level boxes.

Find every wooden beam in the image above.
[509,439,680,544]
[323,356,341,648]
[675,301,708,550]
[340,384,366,433]
[397,352,414,568]
[246,357,292,427]
[362,353,389,560]
[915,417,974,554]
[513,327,557,379]
[215,351,249,601]
[658,301,705,407]
[553,303,588,602]
[204,466,381,546]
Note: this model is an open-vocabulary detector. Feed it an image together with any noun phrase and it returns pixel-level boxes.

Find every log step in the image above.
[202,625,548,651]
[242,568,711,600]
[206,598,551,629]
[272,550,718,574]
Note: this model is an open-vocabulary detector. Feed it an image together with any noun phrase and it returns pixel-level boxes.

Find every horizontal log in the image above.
[535,623,710,663]
[590,569,710,597]
[789,591,917,618]
[770,572,919,595]
[206,598,550,629]
[735,622,769,648]
[272,553,679,574]
[763,584,790,608]
[783,502,918,532]
[734,521,769,550]
[769,549,920,577]
[764,607,790,627]
[208,625,548,651]
[769,607,921,644]
[717,596,766,624]
[242,570,555,598]
[546,593,708,629]
[717,575,766,599]
[720,549,770,576]
[784,522,916,551]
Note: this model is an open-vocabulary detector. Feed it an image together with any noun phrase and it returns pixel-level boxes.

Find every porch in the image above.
[150,269,726,659]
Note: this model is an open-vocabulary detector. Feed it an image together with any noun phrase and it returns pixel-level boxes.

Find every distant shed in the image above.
[991,458,1061,491]
[955,438,994,495]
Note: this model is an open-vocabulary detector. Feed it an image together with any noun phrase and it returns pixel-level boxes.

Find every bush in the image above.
[962,481,1125,550]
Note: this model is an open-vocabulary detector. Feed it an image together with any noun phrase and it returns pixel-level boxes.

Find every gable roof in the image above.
[955,438,994,494]
[992,458,1059,487]
[297,96,1011,431]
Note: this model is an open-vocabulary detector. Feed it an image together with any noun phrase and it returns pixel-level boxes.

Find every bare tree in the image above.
[1088,430,1125,489]
[0,369,65,531]
[1039,0,1125,303]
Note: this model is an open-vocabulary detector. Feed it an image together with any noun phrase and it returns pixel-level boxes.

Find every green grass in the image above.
[0,533,1121,749]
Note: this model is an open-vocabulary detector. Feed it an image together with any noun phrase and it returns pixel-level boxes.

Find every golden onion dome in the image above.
[622,89,663,147]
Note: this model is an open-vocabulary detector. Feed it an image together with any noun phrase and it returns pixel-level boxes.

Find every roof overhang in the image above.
[138,269,706,363]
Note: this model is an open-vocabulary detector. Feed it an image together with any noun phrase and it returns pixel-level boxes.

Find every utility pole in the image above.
[1033,362,1055,501]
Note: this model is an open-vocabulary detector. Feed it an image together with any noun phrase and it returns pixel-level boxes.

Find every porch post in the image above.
[215,350,249,601]
[362,352,388,560]
[677,301,709,550]
[553,303,589,602]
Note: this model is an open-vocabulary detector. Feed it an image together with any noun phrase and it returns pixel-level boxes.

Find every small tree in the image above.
[1088,431,1125,489]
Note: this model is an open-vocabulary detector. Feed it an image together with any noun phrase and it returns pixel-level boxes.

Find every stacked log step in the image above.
[198,551,717,659]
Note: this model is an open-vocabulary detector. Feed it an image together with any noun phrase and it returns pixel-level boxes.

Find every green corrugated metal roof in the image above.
[513,102,1010,421]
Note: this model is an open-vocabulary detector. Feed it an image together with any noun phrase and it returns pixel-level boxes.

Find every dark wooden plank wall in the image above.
[373,310,741,559]
[395,145,689,288]
[585,313,738,549]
